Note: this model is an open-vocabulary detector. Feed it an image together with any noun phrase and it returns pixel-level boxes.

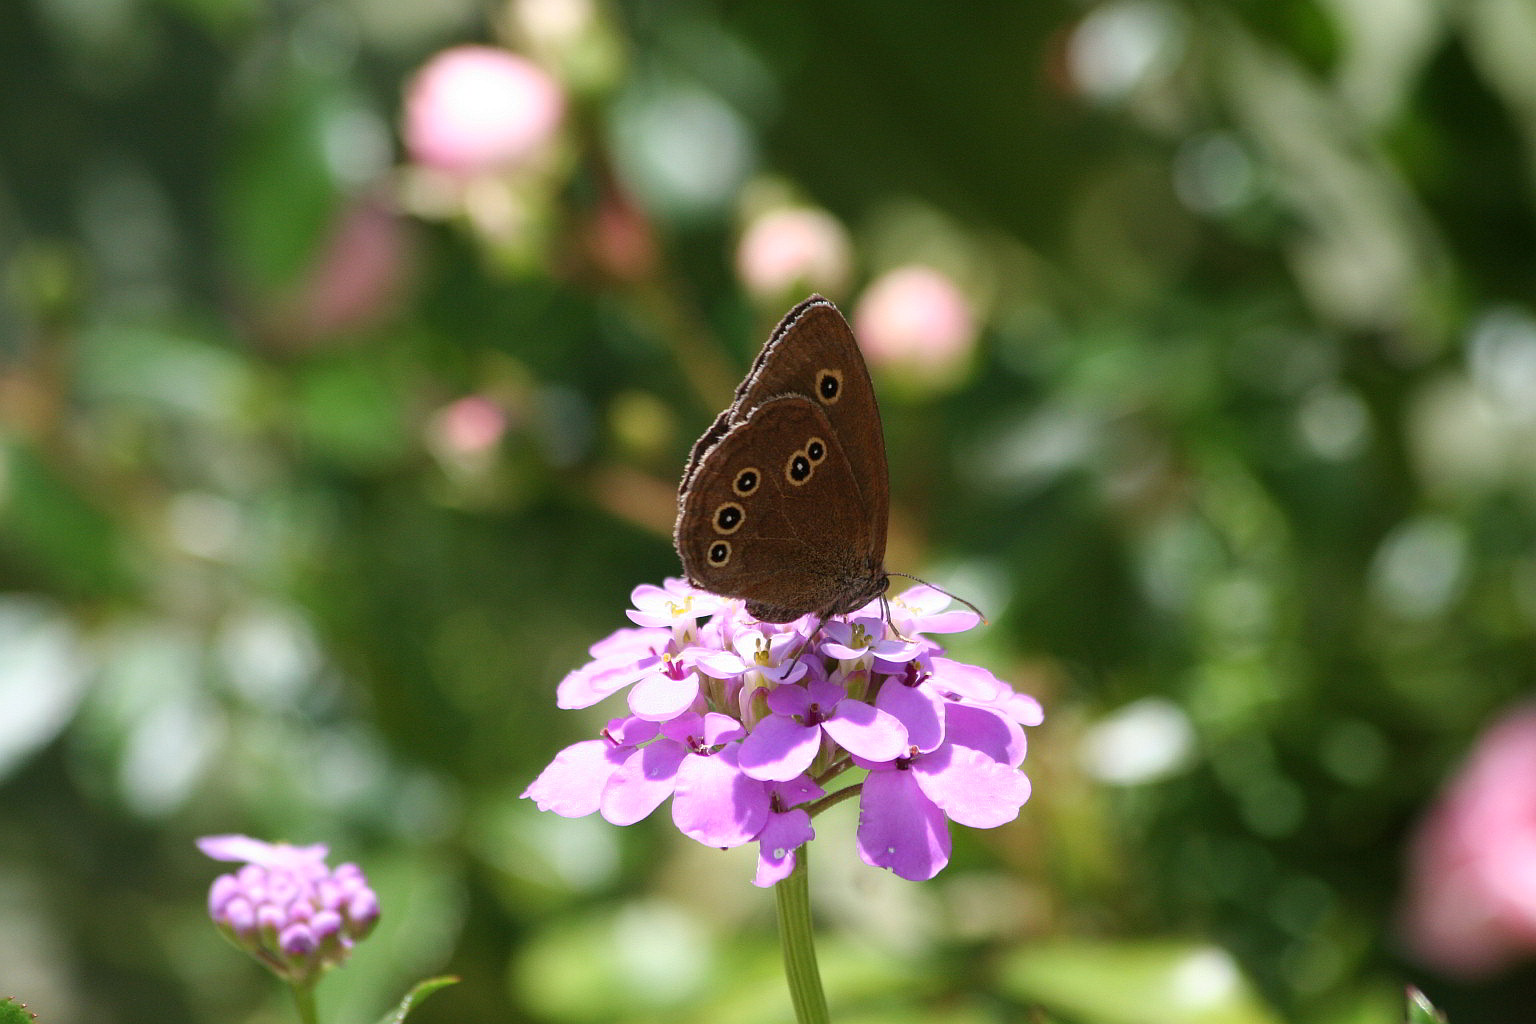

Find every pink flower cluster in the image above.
[523,580,1041,884]
[199,835,379,986]
[1401,706,1536,977]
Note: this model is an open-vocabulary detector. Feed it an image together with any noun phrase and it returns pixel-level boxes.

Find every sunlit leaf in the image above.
[999,940,1281,1024]
[1405,987,1447,1024]
[0,998,37,1023]
[371,975,459,1024]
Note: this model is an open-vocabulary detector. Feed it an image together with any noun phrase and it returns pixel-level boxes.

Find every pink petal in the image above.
[695,649,750,679]
[738,715,821,782]
[856,768,951,880]
[766,683,813,717]
[754,657,810,684]
[928,657,1007,701]
[997,691,1045,727]
[198,835,327,872]
[905,609,981,634]
[817,620,868,660]
[701,712,748,746]
[753,809,815,888]
[891,583,952,614]
[946,702,1027,767]
[823,700,908,762]
[659,712,706,745]
[600,742,684,826]
[197,834,281,863]
[604,716,659,746]
[671,747,769,848]
[770,775,826,808]
[588,626,664,660]
[820,639,868,660]
[868,637,923,663]
[627,669,701,721]
[876,682,945,754]
[912,743,1032,829]
[522,739,630,818]
[557,649,659,709]
[625,583,675,616]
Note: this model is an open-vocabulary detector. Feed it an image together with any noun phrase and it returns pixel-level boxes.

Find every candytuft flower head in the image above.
[524,579,1041,884]
[198,835,380,987]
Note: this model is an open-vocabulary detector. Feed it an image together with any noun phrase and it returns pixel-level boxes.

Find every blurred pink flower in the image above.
[852,266,978,383]
[1401,706,1536,977]
[283,196,413,342]
[735,207,852,300]
[429,395,508,459]
[403,46,564,176]
[586,185,659,284]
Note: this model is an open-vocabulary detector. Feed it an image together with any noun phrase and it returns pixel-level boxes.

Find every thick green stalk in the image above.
[290,980,319,1024]
[774,847,830,1024]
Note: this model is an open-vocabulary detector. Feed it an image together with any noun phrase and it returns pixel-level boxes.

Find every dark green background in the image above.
[2,0,1533,1021]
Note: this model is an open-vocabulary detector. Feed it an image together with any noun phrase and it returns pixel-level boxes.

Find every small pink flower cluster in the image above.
[199,835,379,986]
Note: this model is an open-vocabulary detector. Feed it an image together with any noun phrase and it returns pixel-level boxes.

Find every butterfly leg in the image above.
[786,614,826,666]
[879,592,915,644]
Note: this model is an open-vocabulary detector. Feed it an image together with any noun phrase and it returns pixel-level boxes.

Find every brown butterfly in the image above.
[674,296,890,623]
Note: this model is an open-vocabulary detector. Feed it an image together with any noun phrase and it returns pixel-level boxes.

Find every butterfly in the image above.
[674,296,890,623]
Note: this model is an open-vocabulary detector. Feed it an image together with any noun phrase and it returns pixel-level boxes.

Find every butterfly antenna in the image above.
[885,572,990,625]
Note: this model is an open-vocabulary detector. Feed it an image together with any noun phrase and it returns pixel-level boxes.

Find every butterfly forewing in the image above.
[727,298,889,557]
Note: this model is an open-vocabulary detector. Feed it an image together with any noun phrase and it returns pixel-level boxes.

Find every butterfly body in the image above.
[674,296,890,622]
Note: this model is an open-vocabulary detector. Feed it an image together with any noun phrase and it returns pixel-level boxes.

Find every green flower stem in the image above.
[290,981,319,1024]
[813,758,853,787]
[806,782,861,818]
[774,847,829,1024]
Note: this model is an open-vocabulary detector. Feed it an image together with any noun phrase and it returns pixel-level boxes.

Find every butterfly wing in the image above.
[680,408,732,495]
[675,395,882,621]
[724,296,889,560]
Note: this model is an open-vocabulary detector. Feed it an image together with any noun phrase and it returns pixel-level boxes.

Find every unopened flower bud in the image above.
[198,835,381,986]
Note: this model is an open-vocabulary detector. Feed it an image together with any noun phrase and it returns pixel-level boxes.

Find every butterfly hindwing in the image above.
[676,396,875,621]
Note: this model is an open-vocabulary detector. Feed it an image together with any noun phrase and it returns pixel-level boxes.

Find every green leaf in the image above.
[371,976,459,1024]
[1405,987,1447,1024]
[220,79,342,297]
[290,353,413,469]
[0,441,127,598]
[0,998,39,1023]
[998,939,1281,1024]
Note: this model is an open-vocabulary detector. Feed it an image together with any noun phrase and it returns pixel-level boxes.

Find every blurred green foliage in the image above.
[3,0,1536,1022]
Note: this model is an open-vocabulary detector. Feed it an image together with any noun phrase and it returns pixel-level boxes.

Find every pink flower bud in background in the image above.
[735,207,852,301]
[852,266,978,386]
[278,195,413,344]
[1400,706,1536,978]
[403,46,564,176]
[586,185,659,284]
[429,395,508,460]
